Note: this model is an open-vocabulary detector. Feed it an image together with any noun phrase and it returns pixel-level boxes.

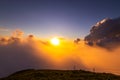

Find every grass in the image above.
[0,69,120,80]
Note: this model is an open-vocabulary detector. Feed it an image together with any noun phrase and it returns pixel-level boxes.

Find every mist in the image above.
[0,30,120,77]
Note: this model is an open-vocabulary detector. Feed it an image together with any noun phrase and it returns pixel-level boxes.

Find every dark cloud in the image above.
[84,17,120,49]
[74,38,80,44]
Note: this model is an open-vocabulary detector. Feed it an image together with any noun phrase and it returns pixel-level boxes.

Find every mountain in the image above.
[84,17,120,49]
[0,69,120,80]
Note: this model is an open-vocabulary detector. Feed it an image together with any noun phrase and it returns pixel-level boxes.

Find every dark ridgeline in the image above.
[0,69,120,80]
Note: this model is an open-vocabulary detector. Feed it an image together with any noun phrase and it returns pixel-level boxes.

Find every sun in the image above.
[50,37,60,46]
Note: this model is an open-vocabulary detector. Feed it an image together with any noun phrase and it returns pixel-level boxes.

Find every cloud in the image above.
[1,30,120,77]
[0,32,53,77]
[84,17,120,49]
[0,27,9,32]
[74,38,80,44]
[11,29,24,38]
[0,31,86,77]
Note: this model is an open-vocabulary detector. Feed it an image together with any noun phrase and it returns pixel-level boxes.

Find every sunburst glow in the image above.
[50,37,60,46]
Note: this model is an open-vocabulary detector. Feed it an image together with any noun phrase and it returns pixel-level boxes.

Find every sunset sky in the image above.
[0,0,120,77]
[0,0,120,39]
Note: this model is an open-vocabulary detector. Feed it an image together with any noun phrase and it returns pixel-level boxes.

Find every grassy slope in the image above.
[0,69,120,80]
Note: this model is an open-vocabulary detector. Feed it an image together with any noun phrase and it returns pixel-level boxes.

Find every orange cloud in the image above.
[0,30,120,77]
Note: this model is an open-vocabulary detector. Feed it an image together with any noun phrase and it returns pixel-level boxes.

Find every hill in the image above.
[0,69,120,80]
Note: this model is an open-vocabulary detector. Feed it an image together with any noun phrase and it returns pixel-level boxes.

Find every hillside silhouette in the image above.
[0,69,120,80]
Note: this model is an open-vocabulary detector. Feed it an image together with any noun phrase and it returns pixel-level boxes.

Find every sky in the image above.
[0,0,120,39]
[1,0,120,77]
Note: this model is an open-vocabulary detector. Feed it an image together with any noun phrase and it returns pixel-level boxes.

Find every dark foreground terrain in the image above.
[0,69,120,80]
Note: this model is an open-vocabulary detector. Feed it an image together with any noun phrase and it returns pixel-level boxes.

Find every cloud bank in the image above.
[85,17,120,49]
[0,30,86,77]
[0,30,53,76]
[1,27,120,77]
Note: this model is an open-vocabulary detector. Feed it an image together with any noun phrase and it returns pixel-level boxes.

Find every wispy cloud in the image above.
[0,27,9,32]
